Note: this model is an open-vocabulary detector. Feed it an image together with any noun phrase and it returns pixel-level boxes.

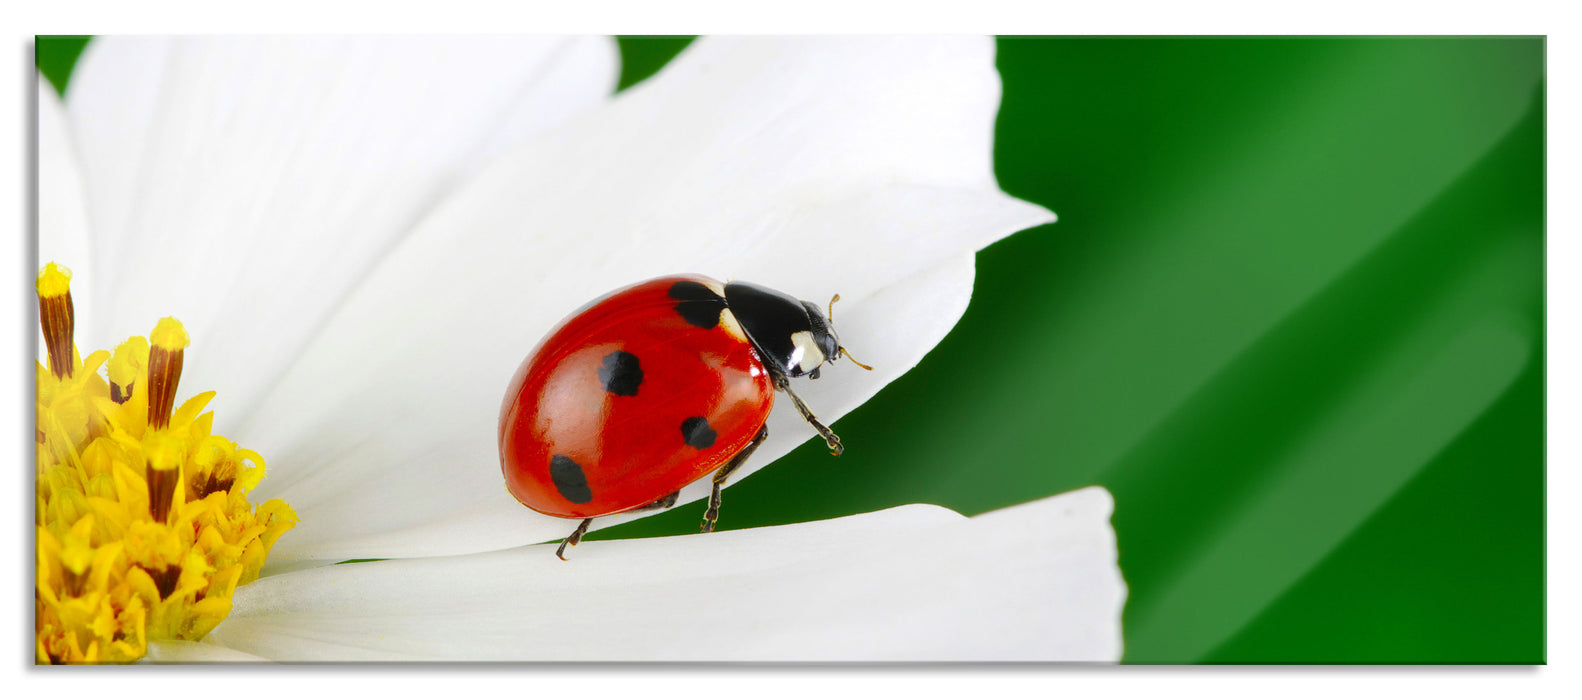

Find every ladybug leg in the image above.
[775,375,843,456]
[633,490,680,512]
[702,423,769,533]
[555,518,593,561]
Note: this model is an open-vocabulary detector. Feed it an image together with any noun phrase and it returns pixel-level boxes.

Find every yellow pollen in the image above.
[35,263,297,664]
[37,262,72,298]
[108,337,148,404]
[151,317,190,351]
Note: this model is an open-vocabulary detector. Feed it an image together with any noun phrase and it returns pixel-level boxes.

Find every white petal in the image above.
[144,640,271,663]
[63,35,617,406]
[207,488,1123,662]
[37,80,94,356]
[244,36,1051,566]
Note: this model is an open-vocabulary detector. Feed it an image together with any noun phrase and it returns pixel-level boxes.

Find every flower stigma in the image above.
[35,263,297,663]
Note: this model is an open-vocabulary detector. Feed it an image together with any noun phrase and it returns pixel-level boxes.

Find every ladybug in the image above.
[499,275,872,559]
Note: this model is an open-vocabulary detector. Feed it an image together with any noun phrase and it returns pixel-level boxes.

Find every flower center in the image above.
[34,263,297,664]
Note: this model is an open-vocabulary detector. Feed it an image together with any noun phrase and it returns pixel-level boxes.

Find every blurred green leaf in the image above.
[615,36,694,91]
[35,35,89,97]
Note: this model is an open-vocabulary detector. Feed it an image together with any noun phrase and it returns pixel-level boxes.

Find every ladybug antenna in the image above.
[839,347,874,371]
[825,294,871,370]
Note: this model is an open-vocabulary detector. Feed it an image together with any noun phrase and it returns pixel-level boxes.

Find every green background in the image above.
[37,36,1545,664]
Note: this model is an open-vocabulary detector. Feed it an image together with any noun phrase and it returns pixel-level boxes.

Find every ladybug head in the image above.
[724,281,872,381]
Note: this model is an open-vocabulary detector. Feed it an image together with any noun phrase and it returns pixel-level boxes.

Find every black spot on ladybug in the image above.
[549,455,593,504]
[669,281,726,329]
[680,416,718,449]
[598,350,643,396]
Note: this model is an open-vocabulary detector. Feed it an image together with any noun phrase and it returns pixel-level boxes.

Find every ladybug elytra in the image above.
[498,275,870,559]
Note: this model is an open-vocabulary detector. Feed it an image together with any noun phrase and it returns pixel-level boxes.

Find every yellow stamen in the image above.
[108,337,148,404]
[59,517,95,598]
[37,263,76,379]
[145,433,183,525]
[35,263,297,664]
[147,318,188,431]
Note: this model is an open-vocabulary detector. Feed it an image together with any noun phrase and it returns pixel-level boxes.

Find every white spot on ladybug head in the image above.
[788,330,826,375]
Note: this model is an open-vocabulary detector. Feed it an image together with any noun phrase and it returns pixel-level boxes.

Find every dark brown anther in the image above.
[60,566,88,598]
[38,289,75,379]
[146,463,181,524]
[141,564,182,600]
[146,348,182,431]
[189,461,236,500]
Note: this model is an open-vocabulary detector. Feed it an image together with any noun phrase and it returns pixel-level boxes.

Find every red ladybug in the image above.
[499,275,871,559]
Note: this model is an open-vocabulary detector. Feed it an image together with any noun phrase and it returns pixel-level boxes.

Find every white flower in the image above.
[40,35,1125,662]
